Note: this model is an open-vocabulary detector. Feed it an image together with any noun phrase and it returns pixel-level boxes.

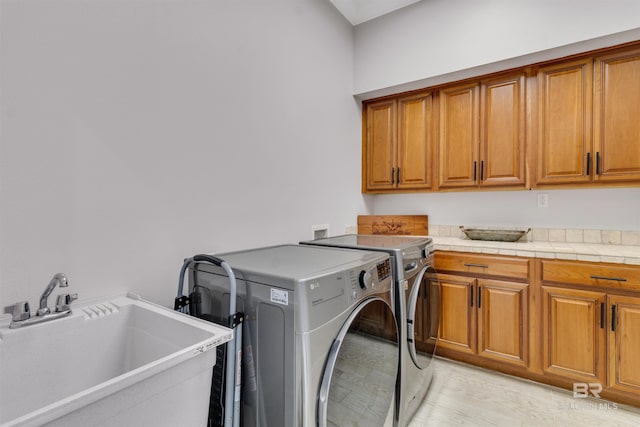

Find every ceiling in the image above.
[330,0,423,25]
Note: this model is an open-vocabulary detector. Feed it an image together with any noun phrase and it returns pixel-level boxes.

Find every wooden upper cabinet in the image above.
[438,83,479,188]
[363,42,640,194]
[536,59,593,185]
[438,72,526,189]
[397,93,433,190]
[594,47,640,182]
[364,99,396,191]
[480,73,527,187]
[363,92,433,192]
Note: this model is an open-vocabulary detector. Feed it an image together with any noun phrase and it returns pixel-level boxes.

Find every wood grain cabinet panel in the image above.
[541,286,606,383]
[363,92,434,192]
[608,295,640,397]
[438,83,479,188]
[480,73,526,187]
[435,252,530,280]
[397,93,433,189]
[477,279,528,366]
[436,270,528,369]
[594,47,640,182]
[438,72,526,189]
[536,59,593,184]
[364,99,396,190]
[438,274,477,354]
[541,259,640,291]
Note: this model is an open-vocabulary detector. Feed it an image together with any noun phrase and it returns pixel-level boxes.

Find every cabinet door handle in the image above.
[480,160,485,181]
[586,152,591,175]
[596,152,601,175]
[590,275,627,282]
[600,302,605,329]
[477,286,482,308]
[391,167,395,185]
[396,167,401,184]
[470,286,474,308]
[473,161,477,181]
[464,263,489,269]
[611,305,617,332]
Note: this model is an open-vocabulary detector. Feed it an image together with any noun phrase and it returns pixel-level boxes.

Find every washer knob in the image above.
[359,270,373,289]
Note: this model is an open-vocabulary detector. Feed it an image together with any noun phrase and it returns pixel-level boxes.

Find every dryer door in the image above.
[406,265,440,369]
[317,297,399,427]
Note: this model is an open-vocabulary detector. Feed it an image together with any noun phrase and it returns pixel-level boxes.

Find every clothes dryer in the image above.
[301,235,439,426]
[187,244,399,427]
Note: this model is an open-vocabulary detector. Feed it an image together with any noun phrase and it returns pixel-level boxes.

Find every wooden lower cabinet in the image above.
[438,274,476,354]
[541,286,606,383]
[478,280,528,366]
[608,295,640,397]
[437,273,528,368]
[433,253,640,408]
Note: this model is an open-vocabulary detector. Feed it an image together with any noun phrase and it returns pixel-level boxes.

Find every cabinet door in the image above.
[397,92,433,190]
[438,83,479,188]
[364,99,397,190]
[542,286,606,383]
[416,270,440,355]
[594,48,640,182]
[608,295,640,397]
[437,274,476,354]
[477,279,528,367]
[480,73,526,187]
[536,59,593,184]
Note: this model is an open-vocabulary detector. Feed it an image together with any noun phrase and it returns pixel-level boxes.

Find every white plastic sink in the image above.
[0,293,232,427]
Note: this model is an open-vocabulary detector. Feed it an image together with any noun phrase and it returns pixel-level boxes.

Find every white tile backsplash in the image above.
[430,225,640,246]
[583,229,602,244]
[548,229,566,242]
[602,230,622,244]
[565,229,584,243]
[622,231,640,245]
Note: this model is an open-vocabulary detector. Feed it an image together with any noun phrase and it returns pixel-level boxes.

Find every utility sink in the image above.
[0,293,232,427]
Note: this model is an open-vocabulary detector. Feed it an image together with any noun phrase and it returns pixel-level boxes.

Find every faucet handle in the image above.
[11,301,31,322]
[55,293,78,312]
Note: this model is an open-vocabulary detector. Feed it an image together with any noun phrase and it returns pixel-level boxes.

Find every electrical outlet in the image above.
[537,193,549,208]
[345,225,357,234]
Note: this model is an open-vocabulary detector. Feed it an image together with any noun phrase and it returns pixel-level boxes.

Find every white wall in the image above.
[354,0,640,97]
[372,188,640,230]
[0,0,367,310]
[355,0,640,231]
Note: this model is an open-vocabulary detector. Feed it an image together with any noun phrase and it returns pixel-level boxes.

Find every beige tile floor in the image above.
[408,358,640,426]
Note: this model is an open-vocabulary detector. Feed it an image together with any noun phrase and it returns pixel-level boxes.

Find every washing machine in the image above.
[301,235,439,426]
[187,244,399,427]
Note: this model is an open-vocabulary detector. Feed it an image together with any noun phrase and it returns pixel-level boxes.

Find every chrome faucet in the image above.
[5,273,78,329]
[38,273,69,316]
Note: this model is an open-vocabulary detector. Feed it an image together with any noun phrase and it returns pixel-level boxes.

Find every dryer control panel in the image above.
[349,258,392,301]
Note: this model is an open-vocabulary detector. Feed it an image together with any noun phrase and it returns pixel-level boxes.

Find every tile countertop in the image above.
[431,236,640,266]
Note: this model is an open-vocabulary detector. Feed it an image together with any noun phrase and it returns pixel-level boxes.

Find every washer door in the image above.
[317,297,399,427]
[406,265,439,369]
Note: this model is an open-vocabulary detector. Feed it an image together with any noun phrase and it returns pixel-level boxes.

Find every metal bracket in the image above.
[229,312,244,329]
[174,295,189,311]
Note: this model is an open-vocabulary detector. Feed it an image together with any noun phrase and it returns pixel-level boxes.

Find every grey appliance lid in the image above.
[210,244,388,289]
[302,234,432,253]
